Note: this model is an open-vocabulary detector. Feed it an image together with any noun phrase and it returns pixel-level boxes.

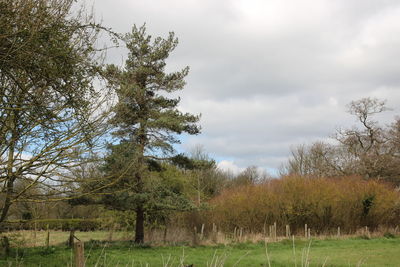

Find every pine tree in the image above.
[107,25,200,243]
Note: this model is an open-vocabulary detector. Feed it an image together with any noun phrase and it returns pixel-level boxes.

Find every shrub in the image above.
[204,176,400,234]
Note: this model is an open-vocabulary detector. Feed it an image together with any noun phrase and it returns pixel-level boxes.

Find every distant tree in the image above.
[105,25,200,243]
[282,97,400,184]
[336,98,400,182]
[185,146,219,206]
[229,166,269,187]
[0,0,112,226]
[336,98,387,159]
[281,142,355,177]
[388,117,400,157]
[168,146,228,206]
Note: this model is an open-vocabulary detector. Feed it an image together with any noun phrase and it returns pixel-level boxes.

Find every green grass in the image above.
[2,237,400,266]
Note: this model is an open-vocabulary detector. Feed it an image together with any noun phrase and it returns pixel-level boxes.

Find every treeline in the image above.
[197,98,400,235]
[6,150,400,235]
[282,98,400,185]
[9,150,263,226]
[204,176,400,234]
[199,98,400,235]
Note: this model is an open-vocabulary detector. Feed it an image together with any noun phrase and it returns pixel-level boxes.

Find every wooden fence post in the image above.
[45,224,50,248]
[33,221,37,247]
[107,223,115,242]
[337,227,341,238]
[163,227,167,244]
[200,224,205,241]
[286,225,290,238]
[212,224,218,243]
[68,230,75,248]
[192,226,198,246]
[365,226,370,238]
[263,222,266,237]
[304,224,307,239]
[74,241,85,267]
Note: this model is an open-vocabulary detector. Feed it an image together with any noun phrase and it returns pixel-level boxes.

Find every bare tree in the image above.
[283,97,400,184]
[282,142,354,177]
[0,0,112,225]
[337,98,387,157]
[336,98,395,180]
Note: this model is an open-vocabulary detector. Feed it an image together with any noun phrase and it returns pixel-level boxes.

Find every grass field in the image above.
[1,235,400,266]
[4,230,133,248]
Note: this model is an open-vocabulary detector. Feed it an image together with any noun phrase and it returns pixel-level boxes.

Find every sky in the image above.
[93,0,400,175]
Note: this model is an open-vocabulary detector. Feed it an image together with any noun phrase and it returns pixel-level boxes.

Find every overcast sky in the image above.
[93,0,400,175]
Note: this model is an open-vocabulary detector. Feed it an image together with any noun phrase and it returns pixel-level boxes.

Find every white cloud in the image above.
[94,0,400,172]
[217,160,244,175]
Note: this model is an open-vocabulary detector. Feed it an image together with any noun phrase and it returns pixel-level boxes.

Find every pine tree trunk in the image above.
[134,132,146,244]
[135,206,145,243]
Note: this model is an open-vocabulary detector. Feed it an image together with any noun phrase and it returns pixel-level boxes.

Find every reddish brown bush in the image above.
[205,176,400,234]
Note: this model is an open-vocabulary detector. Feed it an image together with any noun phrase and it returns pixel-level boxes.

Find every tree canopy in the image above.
[102,25,200,243]
[0,0,111,224]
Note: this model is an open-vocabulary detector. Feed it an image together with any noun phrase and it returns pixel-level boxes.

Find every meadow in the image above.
[1,231,400,266]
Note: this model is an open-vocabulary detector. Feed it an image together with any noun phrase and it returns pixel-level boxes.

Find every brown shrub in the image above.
[205,176,400,234]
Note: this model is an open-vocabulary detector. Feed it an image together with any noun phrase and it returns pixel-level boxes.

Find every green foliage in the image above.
[383,232,396,239]
[107,24,200,149]
[21,212,32,220]
[39,247,56,256]
[100,24,200,243]
[362,195,375,217]
[97,156,196,227]
[356,234,371,240]
[98,209,137,230]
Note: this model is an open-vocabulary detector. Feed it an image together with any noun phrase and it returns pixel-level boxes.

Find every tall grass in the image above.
[7,236,400,266]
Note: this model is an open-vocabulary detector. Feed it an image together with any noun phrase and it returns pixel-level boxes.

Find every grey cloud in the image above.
[93,0,400,171]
